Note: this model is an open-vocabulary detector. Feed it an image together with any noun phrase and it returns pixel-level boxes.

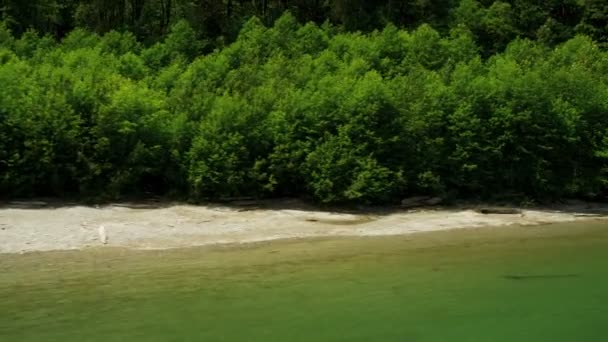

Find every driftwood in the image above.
[400,196,443,208]
[476,207,522,215]
[98,225,108,245]
[218,196,256,202]
[231,200,259,207]
[216,197,259,207]
[8,201,48,208]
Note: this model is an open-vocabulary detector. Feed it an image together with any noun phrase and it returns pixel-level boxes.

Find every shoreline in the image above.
[1,200,608,254]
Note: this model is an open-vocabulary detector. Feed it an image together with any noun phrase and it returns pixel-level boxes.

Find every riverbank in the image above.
[1,200,607,254]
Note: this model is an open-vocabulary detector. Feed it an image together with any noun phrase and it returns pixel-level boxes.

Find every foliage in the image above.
[2,11,608,203]
[2,1,608,54]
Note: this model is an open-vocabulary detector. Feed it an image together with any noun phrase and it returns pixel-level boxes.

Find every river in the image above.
[1,221,607,341]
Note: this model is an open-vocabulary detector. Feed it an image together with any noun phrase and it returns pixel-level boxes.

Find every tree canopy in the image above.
[2,0,608,51]
[2,3,608,203]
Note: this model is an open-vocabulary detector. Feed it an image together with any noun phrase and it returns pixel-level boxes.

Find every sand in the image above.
[0,200,606,254]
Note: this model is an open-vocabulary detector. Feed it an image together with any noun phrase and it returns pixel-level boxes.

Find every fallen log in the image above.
[477,207,522,215]
[400,196,443,208]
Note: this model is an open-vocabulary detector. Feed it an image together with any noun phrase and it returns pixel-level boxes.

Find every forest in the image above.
[2,0,608,203]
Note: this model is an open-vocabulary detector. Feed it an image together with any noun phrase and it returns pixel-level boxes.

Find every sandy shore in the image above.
[1,200,607,254]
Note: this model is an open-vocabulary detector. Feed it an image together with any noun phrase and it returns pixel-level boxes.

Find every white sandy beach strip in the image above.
[0,202,605,254]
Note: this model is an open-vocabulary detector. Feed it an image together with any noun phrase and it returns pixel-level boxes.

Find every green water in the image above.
[1,222,608,341]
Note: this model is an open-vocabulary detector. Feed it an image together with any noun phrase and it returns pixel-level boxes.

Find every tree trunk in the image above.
[160,0,172,33]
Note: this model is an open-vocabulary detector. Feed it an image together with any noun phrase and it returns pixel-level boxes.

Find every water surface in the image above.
[1,222,607,341]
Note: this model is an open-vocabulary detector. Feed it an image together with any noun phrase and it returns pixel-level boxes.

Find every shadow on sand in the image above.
[2,197,608,218]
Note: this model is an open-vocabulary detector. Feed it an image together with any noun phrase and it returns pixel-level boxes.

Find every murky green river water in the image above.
[1,221,607,341]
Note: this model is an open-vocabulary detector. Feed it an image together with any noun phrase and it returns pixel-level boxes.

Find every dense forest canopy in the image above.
[1,1,608,203]
[3,0,608,50]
